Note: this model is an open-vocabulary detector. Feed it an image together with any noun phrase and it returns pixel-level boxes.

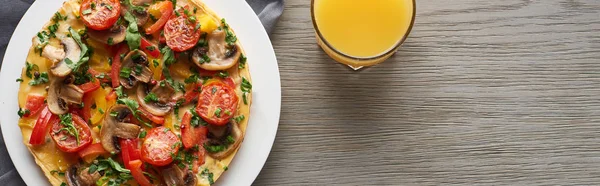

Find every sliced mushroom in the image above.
[162,164,197,186]
[49,37,81,77]
[205,121,244,159]
[100,105,141,154]
[65,164,101,186]
[47,77,84,115]
[42,44,65,63]
[191,29,242,71]
[122,0,150,26]
[136,80,175,116]
[87,25,126,45]
[119,50,153,89]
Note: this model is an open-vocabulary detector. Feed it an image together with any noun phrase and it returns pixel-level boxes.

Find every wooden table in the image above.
[253,0,600,185]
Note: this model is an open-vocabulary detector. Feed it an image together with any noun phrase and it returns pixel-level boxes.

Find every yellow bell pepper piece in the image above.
[199,15,218,33]
[90,89,108,125]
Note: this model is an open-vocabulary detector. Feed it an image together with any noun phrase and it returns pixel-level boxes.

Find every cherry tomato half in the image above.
[163,7,201,52]
[50,113,92,152]
[80,0,121,30]
[196,81,238,125]
[141,126,180,166]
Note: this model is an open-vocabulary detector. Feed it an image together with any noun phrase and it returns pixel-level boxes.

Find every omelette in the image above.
[16,0,252,185]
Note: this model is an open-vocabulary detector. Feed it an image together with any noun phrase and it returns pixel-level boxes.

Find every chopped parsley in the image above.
[160,46,176,66]
[115,86,127,98]
[25,62,39,78]
[189,108,207,127]
[221,19,237,45]
[232,115,245,123]
[217,71,228,78]
[201,168,215,185]
[241,77,252,105]
[52,12,67,22]
[82,9,92,15]
[57,113,80,145]
[17,108,30,118]
[66,27,90,70]
[138,130,147,138]
[123,12,141,50]
[116,98,152,127]
[120,67,132,79]
[214,108,222,117]
[238,54,247,69]
[144,93,159,103]
[28,72,49,86]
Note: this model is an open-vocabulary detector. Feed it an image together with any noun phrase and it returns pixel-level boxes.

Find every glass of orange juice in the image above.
[311,0,416,70]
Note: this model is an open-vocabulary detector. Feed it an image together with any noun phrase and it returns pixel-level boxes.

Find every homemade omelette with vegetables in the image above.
[16,0,251,185]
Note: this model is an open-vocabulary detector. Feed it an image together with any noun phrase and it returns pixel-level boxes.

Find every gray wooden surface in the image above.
[252,0,600,185]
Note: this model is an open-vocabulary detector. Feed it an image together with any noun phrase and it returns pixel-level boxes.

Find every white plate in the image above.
[0,0,281,185]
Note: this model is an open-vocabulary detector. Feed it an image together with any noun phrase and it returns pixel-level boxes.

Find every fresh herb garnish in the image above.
[241,77,252,105]
[28,72,49,86]
[120,67,132,79]
[221,19,237,45]
[232,115,245,123]
[57,113,80,145]
[17,108,30,118]
[201,169,215,185]
[144,93,159,103]
[66,27,90,70]
[214,108,222,117]
[116,98,152,127]
[238,54,247,69]
[217,71,228,78]
[138,130,147,138]
[123,12,141,50]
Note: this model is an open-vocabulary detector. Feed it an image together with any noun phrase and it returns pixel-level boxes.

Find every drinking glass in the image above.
[311,0,416,70]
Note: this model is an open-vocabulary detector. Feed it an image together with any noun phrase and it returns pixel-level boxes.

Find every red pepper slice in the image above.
[140,37,160,58]
[77,143,108,158]
[79,80,101,94]
[23,95,46,117]
[180,112,208,149]
[87,68,110,83]
[145,1,173,35]
[105,91,117,102]
[111,44,129,88]
[120,139,140,170]
[182,83,200,104]
[138,108,165,124]
[29,106,56,145]
[191,149,206,173]
[129,160,153,186]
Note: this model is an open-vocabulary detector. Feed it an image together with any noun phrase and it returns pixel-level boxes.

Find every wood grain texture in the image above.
[252,0,600,185]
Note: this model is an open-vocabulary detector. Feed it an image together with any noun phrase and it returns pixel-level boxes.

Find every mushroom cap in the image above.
[121,0,150,27]
[191,29,242,71]
[47,77,84,115]
[87,25,126,45]
[206,121,244,159]
[136,81,175,116]
[65,164,101,186]
[119,50,153,89]
[162,164,197,186]
[100,105,141,154]
[50,37,81,77]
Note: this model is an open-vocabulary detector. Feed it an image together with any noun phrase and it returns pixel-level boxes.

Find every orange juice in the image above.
[312,0,415,68]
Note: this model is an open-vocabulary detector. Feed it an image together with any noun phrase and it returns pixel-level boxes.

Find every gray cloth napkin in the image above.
[0,0,282,185]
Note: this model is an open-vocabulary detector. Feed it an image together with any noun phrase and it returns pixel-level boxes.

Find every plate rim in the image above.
[0,0,281,185]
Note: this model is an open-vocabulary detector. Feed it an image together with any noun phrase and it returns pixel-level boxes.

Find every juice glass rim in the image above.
[310,0,417,61]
